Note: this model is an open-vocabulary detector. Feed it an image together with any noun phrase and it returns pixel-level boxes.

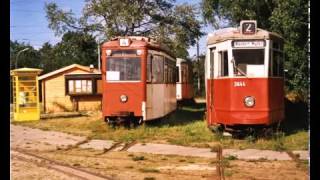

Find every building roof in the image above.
[38,64,100,80]
[10,68,43,76]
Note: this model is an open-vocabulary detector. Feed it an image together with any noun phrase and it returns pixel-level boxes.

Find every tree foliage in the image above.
[10,31,97,74]
[201,0,308,101]
[45,0,203,59]
[52,31,97,69]
[10,41,41,69]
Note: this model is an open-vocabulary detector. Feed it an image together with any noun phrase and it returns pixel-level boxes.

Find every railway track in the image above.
[12,147,217,179]
[11,148,114,180]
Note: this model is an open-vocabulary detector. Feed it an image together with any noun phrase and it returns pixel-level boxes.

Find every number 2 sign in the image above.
[240,20,257,35]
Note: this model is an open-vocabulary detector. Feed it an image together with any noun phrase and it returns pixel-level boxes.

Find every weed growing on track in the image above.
[139,168,160,173]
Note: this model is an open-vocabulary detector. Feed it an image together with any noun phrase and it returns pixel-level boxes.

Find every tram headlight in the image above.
[244,96,255,107]
[120,95,128,103]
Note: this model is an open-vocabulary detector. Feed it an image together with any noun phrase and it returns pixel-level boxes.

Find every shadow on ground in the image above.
[145,102,206,127]
[281,98,308,135]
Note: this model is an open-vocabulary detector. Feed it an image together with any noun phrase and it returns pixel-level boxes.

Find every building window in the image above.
[68,79,93,94]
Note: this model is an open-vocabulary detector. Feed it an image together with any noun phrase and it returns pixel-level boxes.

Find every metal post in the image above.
[15,48,30,69]
[197,39,200,93]
[98,42,101,71]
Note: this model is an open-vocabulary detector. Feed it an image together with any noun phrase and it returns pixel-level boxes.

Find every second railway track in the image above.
[12,148,115,180]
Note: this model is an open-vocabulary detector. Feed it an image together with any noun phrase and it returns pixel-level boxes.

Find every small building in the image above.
[39,64,102,113]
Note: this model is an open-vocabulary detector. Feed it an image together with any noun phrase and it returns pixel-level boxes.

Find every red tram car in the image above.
[101,36,177,126]
[204,21,285,133]
[176,58,194,102]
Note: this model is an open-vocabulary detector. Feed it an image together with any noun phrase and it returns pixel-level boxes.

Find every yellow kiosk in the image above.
[11,68,42,121]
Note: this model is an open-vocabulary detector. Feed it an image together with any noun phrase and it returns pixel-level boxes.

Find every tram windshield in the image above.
[106,57,141,81]
[232,49,264,76]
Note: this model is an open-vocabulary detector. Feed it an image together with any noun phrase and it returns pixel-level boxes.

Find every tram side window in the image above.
[147,54,152,82]
[210,51,214,78]
[175,66,181,83]
[166,58,175,83]
[272,51,284,77]
[152,55,164,83]
[189,64,193,83]
[218,51,228,77]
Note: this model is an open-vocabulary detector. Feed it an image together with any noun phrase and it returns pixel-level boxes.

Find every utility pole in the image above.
[197,39,200,94]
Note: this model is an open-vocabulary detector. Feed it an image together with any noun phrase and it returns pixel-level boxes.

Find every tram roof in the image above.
[207,27,284,45]
[101,36,176,58]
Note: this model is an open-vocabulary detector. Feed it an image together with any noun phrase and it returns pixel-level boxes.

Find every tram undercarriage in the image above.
[105,114,143,128]
[209,122,283,139]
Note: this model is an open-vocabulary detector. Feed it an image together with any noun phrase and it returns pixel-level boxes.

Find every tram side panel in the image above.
[268,77,285,124]
[146,81,176,120]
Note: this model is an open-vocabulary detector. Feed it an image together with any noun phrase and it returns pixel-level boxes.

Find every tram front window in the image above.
[106,57,141,81]
[232,49,264,77]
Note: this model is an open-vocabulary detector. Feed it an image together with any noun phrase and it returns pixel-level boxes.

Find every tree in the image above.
[52,31,98,68]
[38,42,55,73]
[45,0,203,58]
[10,40,41,70]
[201,0,308,101]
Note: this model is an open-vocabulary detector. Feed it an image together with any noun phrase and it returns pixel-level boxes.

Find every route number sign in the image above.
[240,20,257,35]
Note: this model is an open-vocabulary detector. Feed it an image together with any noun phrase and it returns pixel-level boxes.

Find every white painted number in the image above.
[234,81,246,87]
[246,24,252,32]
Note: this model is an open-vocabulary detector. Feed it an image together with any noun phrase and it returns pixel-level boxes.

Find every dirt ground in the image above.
[10,107,309,180]
[11,148,308,180]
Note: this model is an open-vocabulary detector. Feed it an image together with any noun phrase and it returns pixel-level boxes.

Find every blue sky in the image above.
[10,0,213,58]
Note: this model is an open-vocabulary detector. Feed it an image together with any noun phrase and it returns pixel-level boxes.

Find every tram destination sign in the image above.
[232,40,265,48]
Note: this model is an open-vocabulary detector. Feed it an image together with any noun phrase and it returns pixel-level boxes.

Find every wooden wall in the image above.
[42,67,102,113]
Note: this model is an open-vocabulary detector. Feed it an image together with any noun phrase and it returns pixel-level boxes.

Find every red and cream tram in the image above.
[205,21,285,133]
[101,36,177,126]
[176,58,194,102]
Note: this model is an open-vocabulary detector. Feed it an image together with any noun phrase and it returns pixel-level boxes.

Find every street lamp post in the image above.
[15,48,30,69]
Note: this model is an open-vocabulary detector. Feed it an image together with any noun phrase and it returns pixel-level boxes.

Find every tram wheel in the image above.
[210,124,224,135]
[132,118,143,127]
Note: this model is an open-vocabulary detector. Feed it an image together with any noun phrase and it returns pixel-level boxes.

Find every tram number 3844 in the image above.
[234,81,246,87]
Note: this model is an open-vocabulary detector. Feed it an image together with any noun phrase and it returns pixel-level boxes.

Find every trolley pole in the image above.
[197,39,200,93]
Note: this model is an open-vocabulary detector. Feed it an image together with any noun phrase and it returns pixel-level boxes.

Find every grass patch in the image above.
[13,102,308,151]
[139,168,160,173]
[144,177,156,180]
[296,160,308,171]
[225,155,238,160]
[132,156,146,161]
[224,169,233,177]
